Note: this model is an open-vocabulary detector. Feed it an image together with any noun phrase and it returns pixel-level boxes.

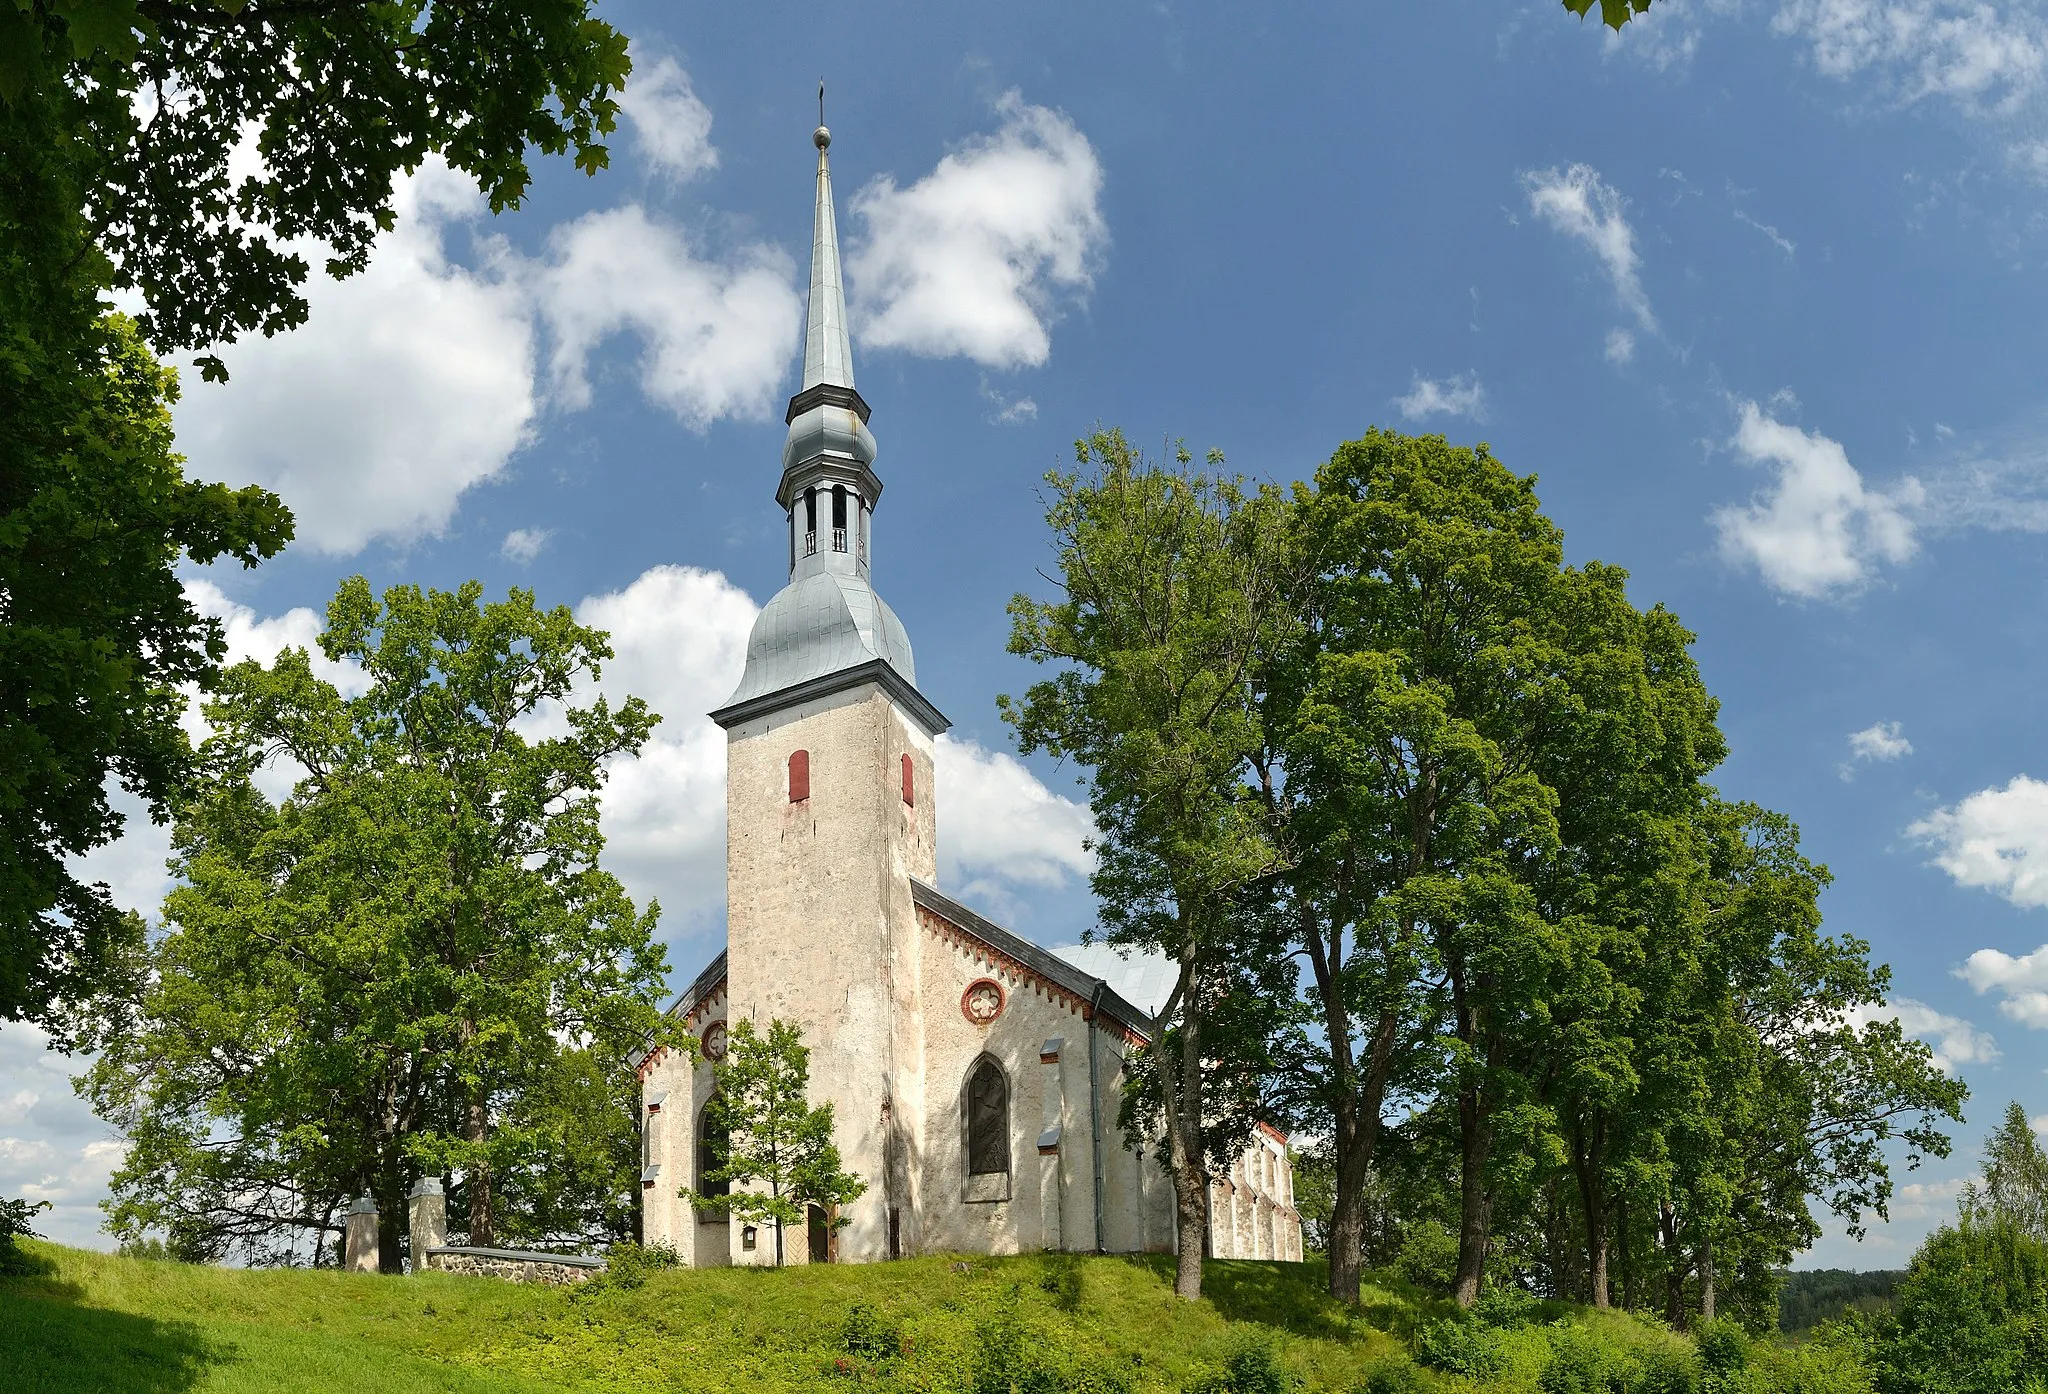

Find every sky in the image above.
[8,0,2048,1270]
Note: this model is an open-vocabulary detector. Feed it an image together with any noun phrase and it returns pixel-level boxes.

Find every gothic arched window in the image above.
[965,1057,1009,1177]
[698,1099,730,1204]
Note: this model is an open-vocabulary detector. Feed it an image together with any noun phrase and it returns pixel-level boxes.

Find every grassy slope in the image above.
[0,1241,1685,1393]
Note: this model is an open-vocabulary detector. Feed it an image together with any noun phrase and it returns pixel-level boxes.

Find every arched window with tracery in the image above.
[698,1099,730,1210]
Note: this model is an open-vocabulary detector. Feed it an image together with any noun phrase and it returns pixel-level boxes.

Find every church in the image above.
[635,122,1302,1268]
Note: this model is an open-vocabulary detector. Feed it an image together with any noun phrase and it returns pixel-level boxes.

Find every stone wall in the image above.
[419,1246,603,1285]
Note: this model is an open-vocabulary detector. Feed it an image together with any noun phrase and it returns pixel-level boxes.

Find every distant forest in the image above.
[1777,1270,1903,1332]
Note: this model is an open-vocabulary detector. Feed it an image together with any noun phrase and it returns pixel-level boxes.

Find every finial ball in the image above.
[813,125,831,150]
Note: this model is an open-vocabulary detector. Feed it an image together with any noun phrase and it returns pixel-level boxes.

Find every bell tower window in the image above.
[803,488,819,557]
[832,485,848,553]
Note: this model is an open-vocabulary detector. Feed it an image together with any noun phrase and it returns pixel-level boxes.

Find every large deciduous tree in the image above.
[82,578,677,1269]
[1003,429,1296,1300]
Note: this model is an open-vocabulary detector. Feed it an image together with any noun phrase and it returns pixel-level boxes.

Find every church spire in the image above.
[802,117,855,392]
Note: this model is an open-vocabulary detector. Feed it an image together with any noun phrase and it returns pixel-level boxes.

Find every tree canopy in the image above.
[82,578,677,1269]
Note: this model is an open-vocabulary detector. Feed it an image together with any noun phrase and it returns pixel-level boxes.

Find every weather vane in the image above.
[818,79,825,129]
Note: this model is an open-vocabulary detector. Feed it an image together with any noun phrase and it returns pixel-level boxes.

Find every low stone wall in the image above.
[419,1245,604,1285]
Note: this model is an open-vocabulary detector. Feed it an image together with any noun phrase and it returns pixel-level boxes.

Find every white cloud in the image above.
[537,205,801,427]
[174,161,538,554]
[1605,328,1637,364]
[501,528,553,565]
[851,92,1107,369]
[980,377,1039,425]
[1849,997,2001,1072]
[1735,207,1798,257]
[617,56,719,182]
[1712,401,1923,599]
[935,735,1096,893]
[569,566,758,940]
[0,1023,123,1249]
[1773,0,2048,115]
[1523,164,1657,342]
[1959,942,2048,1026]
[1848,720,1914,765]
[1914,776,2048,911]
[1393,372,1487,421]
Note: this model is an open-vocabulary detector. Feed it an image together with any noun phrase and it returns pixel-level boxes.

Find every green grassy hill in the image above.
[0,1241,1721,1394]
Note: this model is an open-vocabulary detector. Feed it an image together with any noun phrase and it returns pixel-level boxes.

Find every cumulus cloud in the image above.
[1713,401,1923,599]
[173,161,538,554]
[1393,372,1487,421]
[500,528,553,565]
[1912,776,2048,911]
[1958,942,2048,1026]
[0,1024,124,1248]
[617,56,719,182]
[1523,164,1657,345]
[936,735,1095,894]
[1842,720,1913,778]
[1849,997,2001,1072]
[537,205,801,427]
[851,93,1107,369]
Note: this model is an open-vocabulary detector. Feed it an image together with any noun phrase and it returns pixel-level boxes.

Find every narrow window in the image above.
[698,1102,730,1202]
[901,753,914,807]
[789,749,810,802]
[804,488,819,557]
[966,1058,1009,1176]
[831,485,848,552]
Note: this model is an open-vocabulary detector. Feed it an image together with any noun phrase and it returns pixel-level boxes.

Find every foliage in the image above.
[80,578,675,1268]
[1003,428,1297,1298]
[840,1300,905,1362]
[1867,1216,2048,1394]
[1416,1317,1509,1378]
[1973,1100,2048,1240]
[0,1197,49,1277]
[1184,1331,1297,1394]
[574,1241,680,1297]
[0,0,629,373]
[1357,1357,1430,1394]
[1561,0,1658,34]
[681,1017,867,1268]
[1775,1272,1900,1334]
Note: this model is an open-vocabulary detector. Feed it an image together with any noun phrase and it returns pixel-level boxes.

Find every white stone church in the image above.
[635,123,1301,1268]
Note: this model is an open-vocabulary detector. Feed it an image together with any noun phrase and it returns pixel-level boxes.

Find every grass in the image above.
[0,1240,1688,1393]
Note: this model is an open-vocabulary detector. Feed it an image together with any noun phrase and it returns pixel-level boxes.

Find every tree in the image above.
[1,0,631,1029]
[82,578,676,1268]
[1872,1215,2048,1394]
[1978,1100,2048,1240]
[681,1018,867,1268]
[1003,429,1297,1300]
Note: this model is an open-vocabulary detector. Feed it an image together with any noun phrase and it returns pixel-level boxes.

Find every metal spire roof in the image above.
[801,123,854,392]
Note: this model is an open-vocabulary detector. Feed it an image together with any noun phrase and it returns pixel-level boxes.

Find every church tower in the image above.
[709,120,949,1265]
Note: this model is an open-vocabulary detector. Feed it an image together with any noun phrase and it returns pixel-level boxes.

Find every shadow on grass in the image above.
[1115,1253,1370,1343]
[0,1286,215,1393]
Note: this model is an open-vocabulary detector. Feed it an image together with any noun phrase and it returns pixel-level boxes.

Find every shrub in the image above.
[1393,1221,1460,1291]
[1693,1319,1750,1392]
[576,1241,682,1296]
[841,1302,904,1362]
[1475,1282,1540,1329]
[1538,1325,1639,1394]
[0,1197,50,1278]
[1357,1355,1429,1394]
[1636,1345,1701,1394]
[1183,1333,1296,1394]
[1415,1317,1507,1379]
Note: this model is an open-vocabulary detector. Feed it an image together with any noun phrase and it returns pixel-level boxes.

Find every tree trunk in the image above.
[1160,951,1208,1300]
[1322,1000,1400,1305]
[1452,1081,1494,1308]
[1698,1236,1715,1323]
[1660,1198,1685,1330]
[465,1089,494,1247]
[1574,1113,1609,1308]
[1617,1194,1634,1312]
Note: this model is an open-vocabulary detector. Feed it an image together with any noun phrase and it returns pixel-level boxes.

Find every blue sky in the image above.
[10,0,2048,1268]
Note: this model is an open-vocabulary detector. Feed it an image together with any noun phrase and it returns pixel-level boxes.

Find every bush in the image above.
[1356,1355,1429,1394]
[1538,1325,1638,1394]
[841,1302,904,1362]
[1393,1221,1460,1291]
[1185,1333,1296,1394]
[1415,1317,1507,1379]
[0,1197,50,1278]
[1693,1319,1750,1392]
[576,1240,681,1296]
[1475,1282,1540,1329]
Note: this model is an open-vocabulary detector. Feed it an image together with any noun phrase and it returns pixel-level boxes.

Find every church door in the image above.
[808,1204,829,1263]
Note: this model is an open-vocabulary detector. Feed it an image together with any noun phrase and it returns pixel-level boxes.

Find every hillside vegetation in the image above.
[0,1241,1720,1394]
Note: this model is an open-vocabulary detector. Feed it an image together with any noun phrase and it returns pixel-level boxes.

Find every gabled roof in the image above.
[910,880,1155,1046]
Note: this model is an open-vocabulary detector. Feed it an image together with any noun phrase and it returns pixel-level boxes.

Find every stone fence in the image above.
[417,1245,604,1285]
[339,1181,606,1283]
